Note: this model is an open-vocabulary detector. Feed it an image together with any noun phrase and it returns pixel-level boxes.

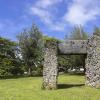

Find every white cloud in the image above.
[35,0,62,9]
[29,0,65,31]
[30,7,52,24]
[49,22,66,31]
[29,0,100,31]
[63,0,100,25]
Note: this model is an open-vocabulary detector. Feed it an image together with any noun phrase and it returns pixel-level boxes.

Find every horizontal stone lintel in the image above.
[58,40,88,55]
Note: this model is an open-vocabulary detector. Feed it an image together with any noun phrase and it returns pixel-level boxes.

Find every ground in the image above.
[0,74,100,100]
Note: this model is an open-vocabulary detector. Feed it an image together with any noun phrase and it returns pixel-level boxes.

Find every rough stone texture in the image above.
[58,40,88,55]
[43,35,100,90]
[85,35,100,88]
[43,41,58,90]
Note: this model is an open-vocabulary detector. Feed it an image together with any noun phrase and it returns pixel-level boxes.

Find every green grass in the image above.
[0,74,100,100]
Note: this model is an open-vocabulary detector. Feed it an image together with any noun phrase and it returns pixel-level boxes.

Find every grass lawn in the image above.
[0,74,100,100]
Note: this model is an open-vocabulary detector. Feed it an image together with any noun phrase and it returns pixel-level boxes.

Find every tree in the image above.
[69,25,88,40]
[58,55,71,72]
[93,26,100,36]
[17,24,43,76]
[0,37,23,78]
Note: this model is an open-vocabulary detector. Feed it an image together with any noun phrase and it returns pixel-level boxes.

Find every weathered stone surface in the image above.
[85,35,100,88]
[43,41,58,90]
[43,35,100,90]
[58,40,88,54]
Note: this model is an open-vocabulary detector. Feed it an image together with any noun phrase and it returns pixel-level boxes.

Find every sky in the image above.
[0,0,100,41]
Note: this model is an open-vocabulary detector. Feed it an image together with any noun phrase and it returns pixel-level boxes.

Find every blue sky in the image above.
[0,0,100,41]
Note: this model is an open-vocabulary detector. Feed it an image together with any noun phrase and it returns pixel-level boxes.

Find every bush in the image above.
[0,58,24,78]
[32,66,43,76]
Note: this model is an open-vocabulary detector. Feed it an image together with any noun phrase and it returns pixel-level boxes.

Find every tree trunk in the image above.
[28,67,32,76]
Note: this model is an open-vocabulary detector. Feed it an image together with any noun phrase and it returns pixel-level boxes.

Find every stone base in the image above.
[85,81,100,88]
[42,82,57,90]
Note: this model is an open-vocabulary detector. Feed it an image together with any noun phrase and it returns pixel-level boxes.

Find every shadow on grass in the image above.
[58,83,85,89]
[65,72,85,76]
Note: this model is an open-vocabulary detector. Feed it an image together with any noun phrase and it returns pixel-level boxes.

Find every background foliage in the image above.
[0,25,100,78]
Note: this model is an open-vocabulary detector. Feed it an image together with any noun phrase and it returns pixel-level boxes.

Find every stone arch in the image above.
[43,35,100,90]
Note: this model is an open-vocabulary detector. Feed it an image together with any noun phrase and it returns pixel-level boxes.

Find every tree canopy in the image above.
[17,24,44,76]
[0,37,23,78]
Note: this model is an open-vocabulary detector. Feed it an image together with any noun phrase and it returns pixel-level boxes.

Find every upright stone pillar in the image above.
[43,40,58,90]
[86,35,100,88]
